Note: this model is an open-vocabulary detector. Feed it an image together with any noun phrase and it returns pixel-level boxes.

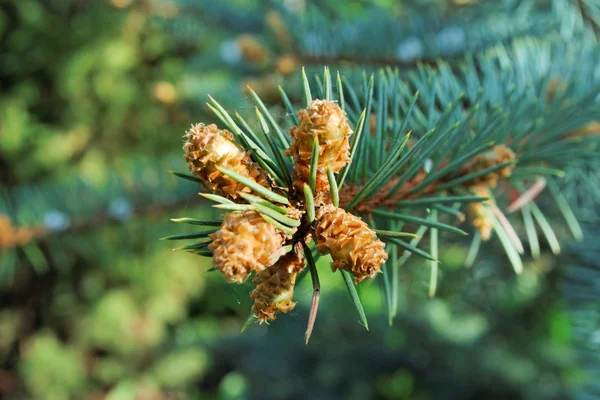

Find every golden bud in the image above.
[183,123,270,201]
[237,34,270,65]
[251,250,305,323]
[265,10,292,48]
[275,55,299,77]
[286,100,352,202]
[462,144,515,189]
[566,121,600,139]
[209,211,286,283]
[314,205,387,283]
[466,188,493,240]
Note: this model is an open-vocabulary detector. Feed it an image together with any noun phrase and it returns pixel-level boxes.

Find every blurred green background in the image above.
[1,0,598,399]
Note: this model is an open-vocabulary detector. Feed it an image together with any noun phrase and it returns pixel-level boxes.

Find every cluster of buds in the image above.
[181,98,387,325]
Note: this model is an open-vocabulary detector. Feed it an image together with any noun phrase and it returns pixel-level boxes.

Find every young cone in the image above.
[183,123,271,201]
[286,100,352,202]
[251,249,305,324]
[209,211,286,283]
[314,204,387,283]
[461,144,516,188]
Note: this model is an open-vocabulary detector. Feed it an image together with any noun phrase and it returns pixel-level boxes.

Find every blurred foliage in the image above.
[0,0,598,399]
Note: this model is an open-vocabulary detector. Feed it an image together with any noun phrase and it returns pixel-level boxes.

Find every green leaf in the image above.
[160,230,218,240]
[336,72,345,111]
[174,240,212,251]
[213,204,253,211]
[547,179,584,241]
[302,67,312,107]
[373,230,421,239]
[255,108,292,186]
[341,270,369,330]
[409,142,495,195]
[327,167,339,207]
[529,202,561,255]
[169,171,202,184]
[239,192,289,214]
[278,85,299,125]
[436,160,516,191]
[215,166,289,204]
[309,136,319,192]
[521,204,540,259]
[170,218,222,226]
[241,313,257,333]
[389,240,399,323]
[429,209,439,298]
[345,131,412,210]
[464,232,482,268]
[247,87,290,148]
[253,203,301,227]
[382,237,438,262]
[396,195,488,207]
[324,67,332,101]
[199,193,235,204]
[483,208,523,274]
[372,209,468,235]
[337,109,367,189]
[186,249,213,257]
[258,213,296,235]
[304,184,315,224]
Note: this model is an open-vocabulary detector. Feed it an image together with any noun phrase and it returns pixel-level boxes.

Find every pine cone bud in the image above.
[209,211,286,283]
[314,205,387,283]
[461,145,516,188]
[275,55,299,77]
[237,34,270,65]
[286,100,352,202]
[251,250,305,323]
[183,123,270,201]
[466,188,493,240]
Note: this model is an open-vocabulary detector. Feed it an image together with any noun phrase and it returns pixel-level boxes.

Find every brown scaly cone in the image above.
[183,123,271,201]
[314,204,388,283]
[209,210,286,283]
[461,144,516,189]
[286,100,352,203]
[251,249,305,324]
[466,187,493,240]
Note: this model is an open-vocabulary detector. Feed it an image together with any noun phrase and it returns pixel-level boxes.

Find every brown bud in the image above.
[314,205,387,283]
[566,121,600,139]
[0,214,44,249]
[251,250,305,324]
[183,123,270,201]
[237,34,270,65]
[286,100,352,202]
[275,55,299,77]
[265,10,292,48]
[466,188,493,240]
[461,144,516,189]
[209,211,286,283]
